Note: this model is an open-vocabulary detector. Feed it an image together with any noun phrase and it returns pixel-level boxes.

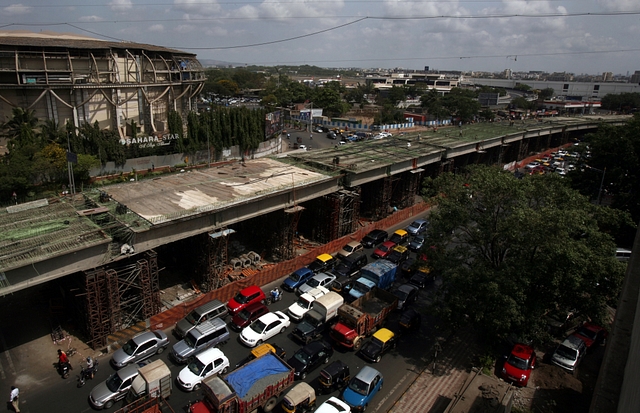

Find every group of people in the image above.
[8,350,97,411]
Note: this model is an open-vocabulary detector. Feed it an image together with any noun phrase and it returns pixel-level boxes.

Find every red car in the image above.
[371,240,396,259]
[571,322,608,350]
[501,343,536,387]
[229,302,269,331]
[227,285,266,316]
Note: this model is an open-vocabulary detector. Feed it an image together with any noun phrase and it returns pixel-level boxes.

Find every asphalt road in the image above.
[11,216,438,413]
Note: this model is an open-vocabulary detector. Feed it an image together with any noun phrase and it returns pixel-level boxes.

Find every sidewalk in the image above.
[388,327,477,413]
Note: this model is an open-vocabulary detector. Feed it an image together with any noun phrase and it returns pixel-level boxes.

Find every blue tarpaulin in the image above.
[226,353,289,398]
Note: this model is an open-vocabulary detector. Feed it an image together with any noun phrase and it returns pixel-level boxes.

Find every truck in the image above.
[348,259,397,300]
[188,352,294,413]
[287,286,329,321]
[330,287,398,351]
[291,292,345,344]
[125,359,172,406]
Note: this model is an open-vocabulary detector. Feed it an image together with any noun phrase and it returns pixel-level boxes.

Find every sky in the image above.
[1,0,639,75]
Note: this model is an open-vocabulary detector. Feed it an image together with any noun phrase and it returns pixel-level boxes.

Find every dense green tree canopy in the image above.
[601,92,640,112]
[421,165,630,344]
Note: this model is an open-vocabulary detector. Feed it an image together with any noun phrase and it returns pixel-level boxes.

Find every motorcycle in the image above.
[57,362,71,379]
[77,359,99,388]
[265,287,283,305]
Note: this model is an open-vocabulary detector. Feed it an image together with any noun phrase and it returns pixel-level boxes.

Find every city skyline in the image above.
[1,0,639,75]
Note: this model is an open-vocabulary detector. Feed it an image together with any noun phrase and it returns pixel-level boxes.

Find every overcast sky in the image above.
[2,0,639,75]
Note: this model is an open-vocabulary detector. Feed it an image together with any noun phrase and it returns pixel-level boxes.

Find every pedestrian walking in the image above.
[9,386,19,413]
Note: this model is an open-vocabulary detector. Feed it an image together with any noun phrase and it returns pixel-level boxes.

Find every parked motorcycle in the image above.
[265,287,283,305]
[77,358,99,388]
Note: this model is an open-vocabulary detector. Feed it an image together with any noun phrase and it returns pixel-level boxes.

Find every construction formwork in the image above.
[360,176,398,221]
[203,228,231,292]
[393,172,421,209]
[325,188,361,242]
[81,251,160,349]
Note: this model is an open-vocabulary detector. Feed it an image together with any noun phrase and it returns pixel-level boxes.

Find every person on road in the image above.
[58,349,71,370]
[9,386,19,413]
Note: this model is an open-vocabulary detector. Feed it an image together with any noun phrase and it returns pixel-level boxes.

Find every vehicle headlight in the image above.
[502,367,506,374]
[520,374,527,381]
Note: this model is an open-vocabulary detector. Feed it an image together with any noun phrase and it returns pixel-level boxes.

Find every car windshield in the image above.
[353,283,370,295]
[293,351,311,364]
[378,245,389,253]
[577,327,598,340]
[234,292,249,304]
[121,339,138,356]
[334,262,349,273]
[409,222,420,230]
[306,278,320,288]
[296,297,312,310]
[325,399,348,412]
[237,309,251,321]
[250,319,267,334]
[556,345,578,360]
[506,354,528,370]
[365,339,383,353]
[348,377,370,396]
[184,333,197,348]
[289,273,301,282]
[188,357,206,376]
[343,245,355,253]
[184,310,198,325]
[394,290,409,300]
[106,372,124,392]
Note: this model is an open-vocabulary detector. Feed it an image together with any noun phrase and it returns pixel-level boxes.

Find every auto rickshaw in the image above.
[318,360,350,394]
[282,382,316,413]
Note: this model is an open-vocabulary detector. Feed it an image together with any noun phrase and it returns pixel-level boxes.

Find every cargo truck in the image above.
[330,288,398,351]
[348,259,397,300]
[291,292,344,344]
[188,352,294,413]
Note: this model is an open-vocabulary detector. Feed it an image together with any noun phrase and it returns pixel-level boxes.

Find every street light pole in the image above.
[597,167,606,205]
[586,165,606,205]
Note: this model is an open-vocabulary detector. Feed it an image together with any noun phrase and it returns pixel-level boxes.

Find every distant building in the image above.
[0,31,205,139]
[630,71,640,84]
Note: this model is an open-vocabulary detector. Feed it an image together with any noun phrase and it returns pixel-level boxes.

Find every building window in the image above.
[593,85,600,91]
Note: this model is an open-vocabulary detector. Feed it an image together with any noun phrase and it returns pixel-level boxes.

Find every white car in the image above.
[298,144,307,151]
[316,397,351,413]
[240,311,290,347]
[177,347,229,391]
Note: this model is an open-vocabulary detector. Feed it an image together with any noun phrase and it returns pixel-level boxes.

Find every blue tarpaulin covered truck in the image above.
[189,353,294,413]
[349,259,397,300]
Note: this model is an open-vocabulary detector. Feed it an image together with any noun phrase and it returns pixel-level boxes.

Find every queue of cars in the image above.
[90,217,433,411]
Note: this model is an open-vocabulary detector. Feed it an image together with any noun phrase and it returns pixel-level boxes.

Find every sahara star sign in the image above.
[119,133,181,148]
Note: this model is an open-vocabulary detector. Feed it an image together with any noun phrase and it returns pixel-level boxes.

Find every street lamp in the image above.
[585,165,606,204]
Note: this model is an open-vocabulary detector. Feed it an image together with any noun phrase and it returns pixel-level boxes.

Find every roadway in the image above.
[3,215,440,413]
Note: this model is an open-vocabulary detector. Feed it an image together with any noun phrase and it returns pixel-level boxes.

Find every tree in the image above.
[601,92,640,113]
[511,96,536,110]
[420,89,449,121]
[312,88,349,117]
[538,88,554,100]
[421,165,631,344]
[441,88,481,123]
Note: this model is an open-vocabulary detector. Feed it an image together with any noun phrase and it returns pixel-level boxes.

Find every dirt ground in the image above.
[508,344,605,413]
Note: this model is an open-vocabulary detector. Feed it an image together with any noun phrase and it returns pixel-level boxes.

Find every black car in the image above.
[318,360,351,394]
[330,275,355,296]
[361,229,388,248]
[287,340,333,380]
[400,257,416,277]
[398,307,421,332]
[409,271,433,288]
[332,252,368,278]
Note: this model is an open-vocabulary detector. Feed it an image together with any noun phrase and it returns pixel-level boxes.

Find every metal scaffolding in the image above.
[321,188,361,242]
[204,228,232,292]
[81,251,160,349]
[283,206,304,260]
[394,172,420,209]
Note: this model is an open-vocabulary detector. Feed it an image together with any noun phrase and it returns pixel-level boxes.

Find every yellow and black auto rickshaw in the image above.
[282,382,316,413]
[318,360,351,394]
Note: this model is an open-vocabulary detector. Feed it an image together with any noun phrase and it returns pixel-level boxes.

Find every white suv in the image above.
[551,335,586,373]
[177,347,229,391]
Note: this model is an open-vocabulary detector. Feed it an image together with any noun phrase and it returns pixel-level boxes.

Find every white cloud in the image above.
[110,0,133,13]
[3,3,31,16]
[596,0,637,12]
[78,15,104,22]
[174,0,222,17]
[148,24,164,32]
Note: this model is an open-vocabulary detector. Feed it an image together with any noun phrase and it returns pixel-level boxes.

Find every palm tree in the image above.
[2,107,41,153]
